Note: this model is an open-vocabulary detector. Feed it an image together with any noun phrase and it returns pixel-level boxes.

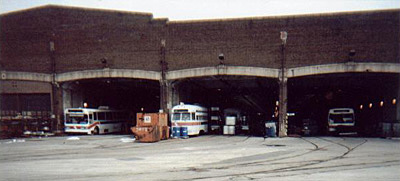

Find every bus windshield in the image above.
[172,113,181,121]
[66,115,89,124]
[181,113,190,120]
[172,113,191,121]
[329,114,354,123]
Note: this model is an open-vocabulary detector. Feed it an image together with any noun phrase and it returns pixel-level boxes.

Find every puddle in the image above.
[118,157,144,161]
[264,144,286,147]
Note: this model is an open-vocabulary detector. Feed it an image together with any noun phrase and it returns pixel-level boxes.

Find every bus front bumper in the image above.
[65,128,91,134]
[328,125,355,133]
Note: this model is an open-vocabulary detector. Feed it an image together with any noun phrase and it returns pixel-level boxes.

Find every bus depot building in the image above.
[0,5,400,138]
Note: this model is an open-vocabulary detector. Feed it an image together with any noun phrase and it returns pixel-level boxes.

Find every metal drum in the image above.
[172,127,181,138]
[265,122,276,137]
[181,127,189,139]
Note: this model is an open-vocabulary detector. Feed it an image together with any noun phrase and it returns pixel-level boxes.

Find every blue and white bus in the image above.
[327,108,356,135]
[171,103,208,136]
[64,107,130,135]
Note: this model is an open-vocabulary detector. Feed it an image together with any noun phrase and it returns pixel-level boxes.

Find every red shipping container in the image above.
[131,126,160,143]
[136,113,168,127]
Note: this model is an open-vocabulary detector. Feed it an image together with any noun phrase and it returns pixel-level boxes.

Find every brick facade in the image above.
[1,6,399,73]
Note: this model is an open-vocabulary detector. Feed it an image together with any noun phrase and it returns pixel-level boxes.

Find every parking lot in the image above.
[1,135,399,181]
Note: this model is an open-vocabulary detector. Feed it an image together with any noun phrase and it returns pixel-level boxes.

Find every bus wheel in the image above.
[199,130,205,135]
[93,127,100,135]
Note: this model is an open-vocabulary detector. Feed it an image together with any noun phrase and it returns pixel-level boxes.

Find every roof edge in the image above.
[0,4,154,18]
[168,8,400,24]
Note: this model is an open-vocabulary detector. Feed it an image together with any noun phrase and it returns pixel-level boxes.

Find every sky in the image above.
[0,0,399,20]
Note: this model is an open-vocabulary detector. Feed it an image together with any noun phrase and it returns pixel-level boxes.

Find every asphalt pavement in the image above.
[0,135,399,181]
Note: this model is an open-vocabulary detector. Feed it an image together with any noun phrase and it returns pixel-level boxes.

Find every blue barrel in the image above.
[172,127,181,138]
[270,124,276,137]
[181,127,188,139]
[265,122,276,137]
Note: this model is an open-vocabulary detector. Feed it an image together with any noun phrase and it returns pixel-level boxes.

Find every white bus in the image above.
[64,107,130,135]
[327,108,356,135]
[171,103,208,136]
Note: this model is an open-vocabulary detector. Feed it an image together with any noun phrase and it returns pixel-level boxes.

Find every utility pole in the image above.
[278,31,288,137]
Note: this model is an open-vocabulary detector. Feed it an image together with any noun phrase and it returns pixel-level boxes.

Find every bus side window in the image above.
[106,112,113,120]
[98,112,105,120]
[94,113,97,120]
[89,114,93,120]
[192,113,195,120]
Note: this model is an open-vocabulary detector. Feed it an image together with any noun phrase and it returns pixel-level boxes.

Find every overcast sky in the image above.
[1,0,399,20]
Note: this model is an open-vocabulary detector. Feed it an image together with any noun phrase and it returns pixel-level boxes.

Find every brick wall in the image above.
[1,5,166,73]
[166,10,400,70]
[1,6,399,73]
[0,80,51,94]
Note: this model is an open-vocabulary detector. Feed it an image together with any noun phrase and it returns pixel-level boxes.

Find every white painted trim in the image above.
[166,66,280,80]
[56,69,161,82]
[1,63,399,82]
[288,62,400,78]
[0,71,52,82]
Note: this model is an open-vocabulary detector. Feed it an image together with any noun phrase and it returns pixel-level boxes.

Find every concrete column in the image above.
[171,81,180,108]
[51,84,63,132]
[161,80,180,114]
[397,74,400,121]
[62,83,84,110]
[160,79,168,113]
[72,90,84,108]
[278,76,288,137]
[62,88,72,110]
[278,42,288,137]
[159,39,168,113]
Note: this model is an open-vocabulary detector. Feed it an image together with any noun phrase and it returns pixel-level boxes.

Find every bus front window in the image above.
[329,114,354,123]
[66,115,89,124]
[182,113,190,121]
[172,113,181,121]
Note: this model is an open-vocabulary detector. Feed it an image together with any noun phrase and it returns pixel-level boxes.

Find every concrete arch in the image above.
[288,62,400,78]
[2,63,399,83]
[0,71,52,82]
[166,66,280,80]
[56,69,161,82]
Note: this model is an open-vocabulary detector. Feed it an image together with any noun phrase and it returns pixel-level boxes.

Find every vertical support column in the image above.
[278,72,288,137]
[62,87,72,110]
[49,38,63,132]
[162,80,179,113]
[50,82,63,132]
[171,81,180,108]
[55,86,64,131]
[396,74,400,121]
[160,80,169,113]
[278,31,288,137]
[160,39,169,113]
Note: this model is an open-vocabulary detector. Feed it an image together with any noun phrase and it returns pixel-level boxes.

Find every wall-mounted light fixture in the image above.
[101,58,108,68]
[218,53,225,65]
[349,49,356,57]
